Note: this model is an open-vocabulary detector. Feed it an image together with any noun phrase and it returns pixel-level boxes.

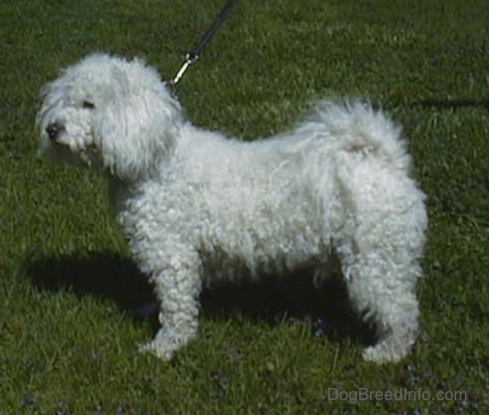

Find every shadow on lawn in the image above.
[24,252,375,347]
[414,98,489,110]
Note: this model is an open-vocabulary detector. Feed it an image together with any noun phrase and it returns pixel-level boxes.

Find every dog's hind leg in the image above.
[340,246,421,363]
[333,171,426,363]
[334,189,426,363]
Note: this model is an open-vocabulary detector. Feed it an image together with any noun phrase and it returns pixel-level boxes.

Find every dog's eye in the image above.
[82,100,95,109]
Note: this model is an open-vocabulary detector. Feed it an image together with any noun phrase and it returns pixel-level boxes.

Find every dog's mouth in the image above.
[45,140,103,170]
[45,141,88,167]
[41,121,102,170]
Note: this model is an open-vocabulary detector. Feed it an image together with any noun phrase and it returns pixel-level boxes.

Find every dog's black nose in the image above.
[46,122,62,140]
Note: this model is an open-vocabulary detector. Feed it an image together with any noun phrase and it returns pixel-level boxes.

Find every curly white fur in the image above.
[37,53,427,364]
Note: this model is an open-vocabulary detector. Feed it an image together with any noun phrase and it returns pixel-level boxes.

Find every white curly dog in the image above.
[37,53,427,364]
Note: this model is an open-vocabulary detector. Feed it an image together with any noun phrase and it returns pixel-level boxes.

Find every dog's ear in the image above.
[94,63,182,180]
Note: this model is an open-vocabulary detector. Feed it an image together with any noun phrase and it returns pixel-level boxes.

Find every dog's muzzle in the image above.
[46,122,64,140]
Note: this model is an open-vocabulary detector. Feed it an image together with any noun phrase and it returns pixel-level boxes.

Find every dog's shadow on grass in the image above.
[414,98,489,110]
[24,252,375,347]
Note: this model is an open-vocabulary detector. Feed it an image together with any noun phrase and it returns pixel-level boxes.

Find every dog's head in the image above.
[37,53,182,179]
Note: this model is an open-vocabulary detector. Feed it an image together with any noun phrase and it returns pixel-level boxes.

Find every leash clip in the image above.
[170,0,239,85]
[172,54,199,85]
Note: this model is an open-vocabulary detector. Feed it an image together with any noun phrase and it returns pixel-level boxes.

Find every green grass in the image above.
[1,0,489,413]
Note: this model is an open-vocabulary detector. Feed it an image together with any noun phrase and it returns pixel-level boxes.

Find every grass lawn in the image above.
[1,0,489,413]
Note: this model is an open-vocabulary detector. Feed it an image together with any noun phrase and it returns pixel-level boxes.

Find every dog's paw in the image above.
[138,340,175,361]
[138,325,197,361]
[362,340,410,364]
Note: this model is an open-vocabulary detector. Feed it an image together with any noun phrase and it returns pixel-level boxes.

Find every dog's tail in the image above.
[301,101,412,173]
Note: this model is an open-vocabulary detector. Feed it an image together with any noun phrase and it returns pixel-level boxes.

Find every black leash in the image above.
[171,0,239,85]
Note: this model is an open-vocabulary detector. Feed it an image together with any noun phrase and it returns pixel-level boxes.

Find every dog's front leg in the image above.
[139,248,202,361]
